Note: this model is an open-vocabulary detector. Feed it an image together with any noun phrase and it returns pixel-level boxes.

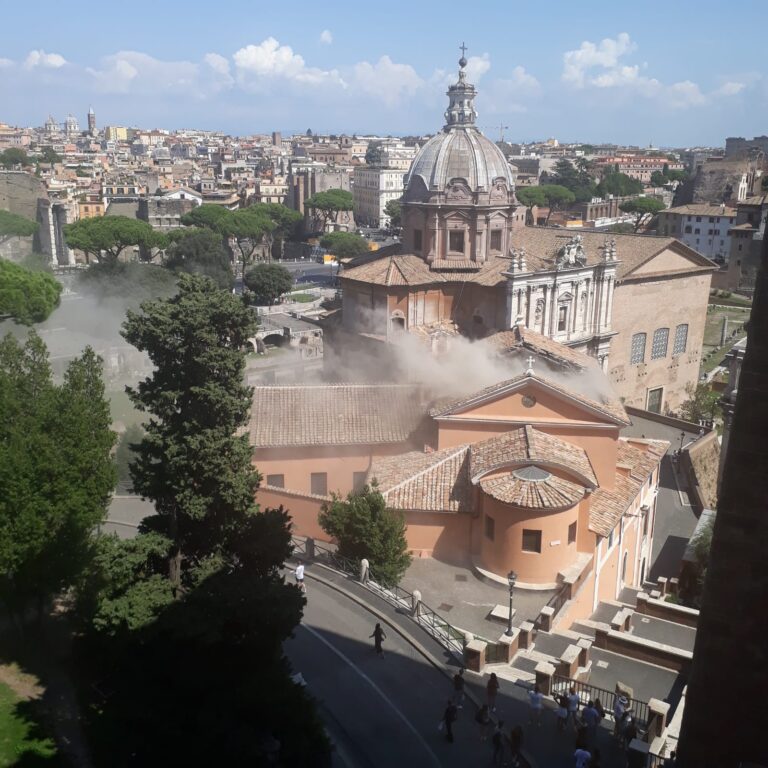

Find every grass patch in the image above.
[0,681,58,766]
[701,306,750,374]
[285,293,316,303]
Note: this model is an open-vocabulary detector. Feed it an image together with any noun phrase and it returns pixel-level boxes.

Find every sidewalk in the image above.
[300,561,632,767]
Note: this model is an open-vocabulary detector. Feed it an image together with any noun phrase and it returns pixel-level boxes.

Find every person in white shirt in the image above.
[567,686,580,730]
[528,684,544,726]
[295,563,306,592]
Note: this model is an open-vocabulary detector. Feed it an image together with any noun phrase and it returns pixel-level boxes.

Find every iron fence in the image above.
[552,674,650,731]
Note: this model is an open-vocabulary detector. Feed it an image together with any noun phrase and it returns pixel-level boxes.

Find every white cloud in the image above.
[233,37,343,87]
[204,52,230,77]
[0,58,14,69]
[87,51,199,94]
[352,55,423,105]
[562,33,635,87]
[24,50,67,69]
[714,81,746,97]
[319,29,333,45]
[464,53,491,82]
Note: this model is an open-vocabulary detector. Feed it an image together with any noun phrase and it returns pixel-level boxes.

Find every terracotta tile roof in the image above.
[429,372,630,426]
[371,445,472,513]
[470,426,598,486]
[663,203,737,217]
[249,384,426,447]
[480,471,585,509]
[589,438,668,536]
[485,326,593,369]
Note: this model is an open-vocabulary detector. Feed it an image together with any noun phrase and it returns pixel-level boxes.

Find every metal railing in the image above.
[290,535,468,658]
[552,674,651,731]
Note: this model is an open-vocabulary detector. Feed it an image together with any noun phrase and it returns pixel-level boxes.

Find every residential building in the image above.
[254,178,288,205]
[657,203,737,263]
[724,193,768,293]
[77,193,105,219]
[352,167,405,228]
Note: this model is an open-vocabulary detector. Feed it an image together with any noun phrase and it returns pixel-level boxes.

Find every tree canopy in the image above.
[365,141,383,166]
[0,332,115,617]
[536,185,576,224]
[244,262,294,305]
[550,158,597,203]
[64,215,167,265]
[38,147,62,165]
[0,148,31,168]
[0,210,39,246]
[0,259,61,324]
[384,198,402,229]
[165,228,233,290]
[320,231,370,260]
[319,484,411,587]
[515,186,548,223]
[619,197,666,232]
[305,189,353,232]
[597,171,643,198]
[678,382,721,424]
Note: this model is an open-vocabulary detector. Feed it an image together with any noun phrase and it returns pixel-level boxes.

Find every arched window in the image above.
[630,333,646,365]
[390,312,405,333]
[651,328,669,359]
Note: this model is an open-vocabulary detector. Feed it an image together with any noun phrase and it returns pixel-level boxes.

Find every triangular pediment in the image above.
[430,374,629,426]
[624,240,716,278]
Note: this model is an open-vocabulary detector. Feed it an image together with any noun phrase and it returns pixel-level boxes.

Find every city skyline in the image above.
[1,0,766,145]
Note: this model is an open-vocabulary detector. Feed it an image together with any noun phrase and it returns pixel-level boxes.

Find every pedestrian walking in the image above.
[613,695,629,736]
[442,700,458,743]
[528,684,544,726]
[295,562,306,593]
[567,686,581,731]
[452,668,465,708]
[556,692,569,732]
[574,746,591,768]
[475,704,492,741]
[487,672,500,711]
[370,622,386,658]
[491,721,505,766]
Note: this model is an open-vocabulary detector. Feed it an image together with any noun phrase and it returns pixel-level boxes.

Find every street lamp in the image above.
[506,570,518,636]
[679,430,686,454]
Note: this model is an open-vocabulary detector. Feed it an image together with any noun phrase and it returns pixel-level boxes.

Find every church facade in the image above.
[334,56,716,414]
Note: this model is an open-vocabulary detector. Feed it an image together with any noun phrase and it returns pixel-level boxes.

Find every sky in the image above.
[0,0,765,147]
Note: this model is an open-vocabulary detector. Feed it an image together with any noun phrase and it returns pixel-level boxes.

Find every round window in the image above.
[522,394,536,408]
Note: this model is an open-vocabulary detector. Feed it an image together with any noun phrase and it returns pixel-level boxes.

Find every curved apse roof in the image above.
[406,127,515,192]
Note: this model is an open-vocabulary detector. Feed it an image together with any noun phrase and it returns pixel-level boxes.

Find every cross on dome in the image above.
[459,42,468,69]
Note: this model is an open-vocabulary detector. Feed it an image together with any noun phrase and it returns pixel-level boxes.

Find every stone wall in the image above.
[0,171,48,261]
[682,430,720,512]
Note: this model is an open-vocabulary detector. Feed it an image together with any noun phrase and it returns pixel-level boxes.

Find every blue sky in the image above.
[1,0,764,146]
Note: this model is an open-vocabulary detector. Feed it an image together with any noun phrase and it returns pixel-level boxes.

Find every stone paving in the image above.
[400,557,556,641]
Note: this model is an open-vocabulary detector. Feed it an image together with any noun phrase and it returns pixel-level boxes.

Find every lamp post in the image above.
[506,570,517,636]
[679,430,686,454]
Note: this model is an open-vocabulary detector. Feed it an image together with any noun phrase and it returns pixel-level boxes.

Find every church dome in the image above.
[405,53,515,194]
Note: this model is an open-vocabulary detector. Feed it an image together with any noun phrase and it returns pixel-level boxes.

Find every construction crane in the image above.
[482,123,510,143]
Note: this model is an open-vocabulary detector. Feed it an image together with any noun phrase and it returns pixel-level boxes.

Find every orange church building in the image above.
[251,327,667,619]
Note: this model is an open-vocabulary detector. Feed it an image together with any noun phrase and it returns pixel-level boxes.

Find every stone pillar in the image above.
[538,606,555,632]
[656,576,668,597]
[534,661,556,696]
[594,625,609,649]
[635,592,649,615]
[497,628,519,663]
[559,644,581,678]
[518,621,535,650]
[647,698,671,741]
[577,637,592,668]
[668,577,679,596]
[464,638,487,673]
[305,537,315,560]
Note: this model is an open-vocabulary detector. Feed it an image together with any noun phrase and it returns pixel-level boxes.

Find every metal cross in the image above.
[460,42,468,58]
[526,355,536,371]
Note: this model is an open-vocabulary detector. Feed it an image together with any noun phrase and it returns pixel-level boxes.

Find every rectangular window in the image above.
[684,225,692,234]
[568,521,577,545]
[672,324,688,356]
[353,471,368,491]
[522,529,542,553]
[413,229,422,251]
[630,332,646,365]
[449,230,465,253]
[266,474,284,488]
[490,229,502,251]
[558,306,567,332]
[694,228,700,234]
[485,514,495,541]
[651,327,669,359]
[696,216,702,222]
[310,472,328,496]
[647,386,663,414]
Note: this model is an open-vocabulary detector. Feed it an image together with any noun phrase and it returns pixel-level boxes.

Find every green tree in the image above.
[320,231,370,261]
[540,184,576,225]
[678,382,721,424]
[319,484,411,587]
[550,158,596,203]
[597,172,643,197]
[0,148,31,168]
[650,170,667,187]
[244,262,294,305]
[38,147,62,165]
[515,186,548,224]
[0,259,61,324]
[619,197,666,232]
[305,189,354,233]
[165,228,233,290]
[249,203,303,260]
[384,198,402,229]
[180,203,232,233]
[121,274,259,592]
[0,333,115,619]
[229,207,275,264]
[0,210,39,246]
[365,141,383,166]
[64,215,167,265]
